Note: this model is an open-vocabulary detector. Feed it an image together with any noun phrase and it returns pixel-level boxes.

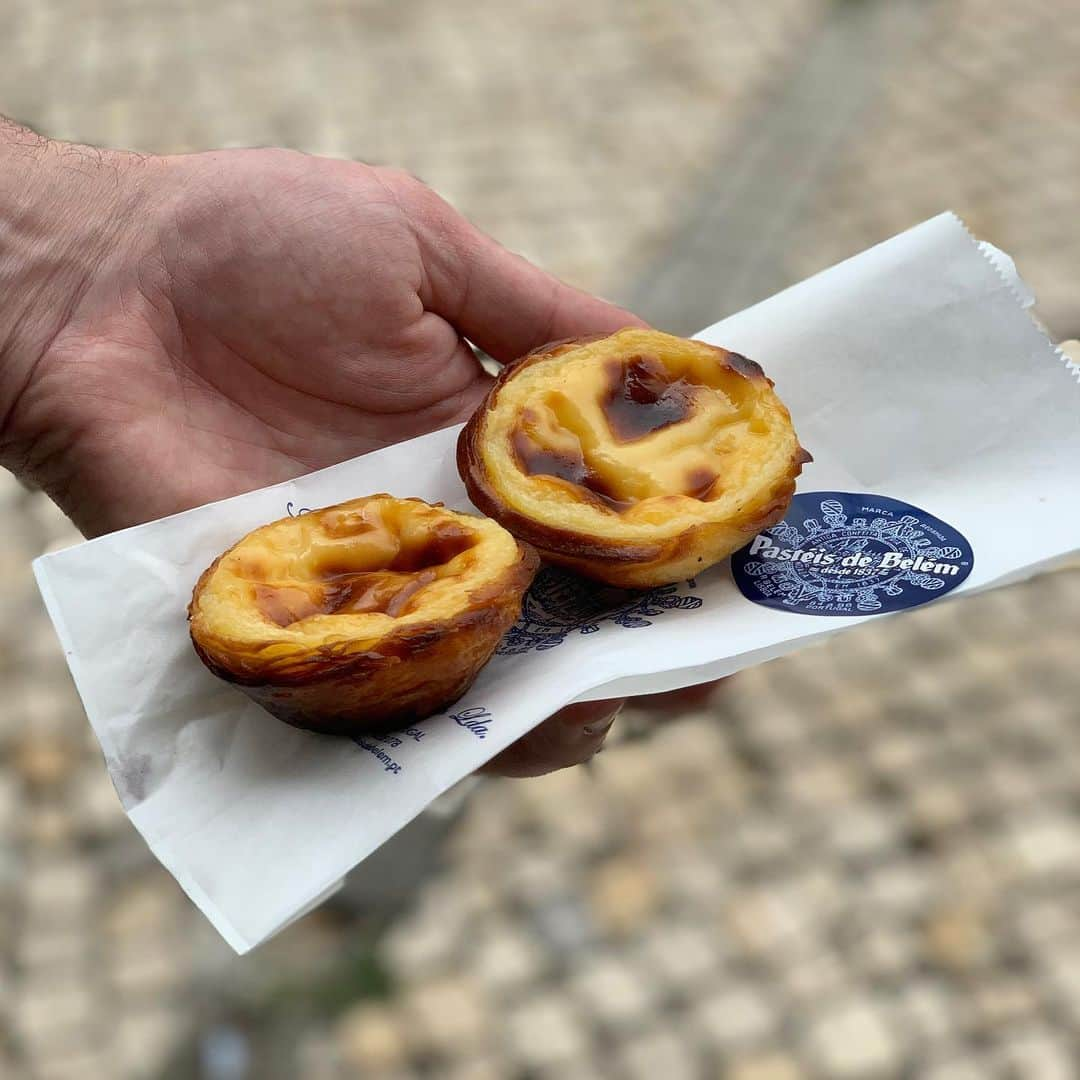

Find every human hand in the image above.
[0,122,637,774]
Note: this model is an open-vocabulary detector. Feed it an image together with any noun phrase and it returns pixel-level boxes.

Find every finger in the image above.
[480,699,624,779]
[633,679,727,711]
[397,174,647,362]
[398,315,496,430]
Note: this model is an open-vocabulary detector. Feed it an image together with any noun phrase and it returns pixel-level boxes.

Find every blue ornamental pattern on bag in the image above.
[731,492,974,617]
[497,567,703,654]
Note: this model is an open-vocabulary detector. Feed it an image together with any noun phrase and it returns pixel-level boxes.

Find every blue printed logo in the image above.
[497,567,702,654]
[731,492,973,616]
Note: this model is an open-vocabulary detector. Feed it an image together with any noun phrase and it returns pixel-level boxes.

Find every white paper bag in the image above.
[33,212,1080,952]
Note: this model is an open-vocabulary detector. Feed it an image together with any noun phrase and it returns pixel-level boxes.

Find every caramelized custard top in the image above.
[598,354,697,442]
[511,416,634,512]
[508,346,773,515]
[225,501,482,629]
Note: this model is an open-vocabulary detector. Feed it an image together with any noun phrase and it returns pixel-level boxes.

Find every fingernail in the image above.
[583,703,624,737]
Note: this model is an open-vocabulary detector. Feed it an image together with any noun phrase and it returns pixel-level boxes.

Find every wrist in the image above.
[0,119,164,470]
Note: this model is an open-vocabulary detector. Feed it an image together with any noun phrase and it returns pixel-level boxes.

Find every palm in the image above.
[43,151,509,533]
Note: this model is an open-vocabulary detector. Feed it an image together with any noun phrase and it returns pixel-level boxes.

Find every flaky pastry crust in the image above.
[188,495,538,734]
[458,328,808,588]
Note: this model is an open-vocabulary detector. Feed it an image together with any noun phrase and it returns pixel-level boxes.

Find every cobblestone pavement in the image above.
[783,0,1080,341]
[3,2,1080,1078]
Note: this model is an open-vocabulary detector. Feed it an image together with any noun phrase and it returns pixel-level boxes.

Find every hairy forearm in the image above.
[0,117,156,468]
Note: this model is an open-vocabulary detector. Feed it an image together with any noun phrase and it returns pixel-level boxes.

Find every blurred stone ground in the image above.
[2,0,1080,1078]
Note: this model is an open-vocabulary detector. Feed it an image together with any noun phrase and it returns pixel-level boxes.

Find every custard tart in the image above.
[189,495,538,734]
[458,328,807,588]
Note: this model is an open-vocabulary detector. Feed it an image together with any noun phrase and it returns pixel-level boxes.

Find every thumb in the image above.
[394,170,647,362]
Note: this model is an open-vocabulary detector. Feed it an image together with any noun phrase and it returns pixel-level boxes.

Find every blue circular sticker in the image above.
[731,492,974,616]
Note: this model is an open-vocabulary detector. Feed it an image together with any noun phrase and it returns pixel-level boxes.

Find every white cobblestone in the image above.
[14,981,96,1047]
[504,994,589,1070]
[570,955,657,1027]
[24,858,97,919]
[617,1029,698,1080]
[471,924,546,993]
[113,1008,183,1076]
[692,985,777,1049]
[1004,810,1080,877]
[402,976,491,1057]
[805,998,902,1078]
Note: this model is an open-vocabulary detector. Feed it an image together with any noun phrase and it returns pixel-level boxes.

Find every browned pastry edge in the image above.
[188,502,539,735]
